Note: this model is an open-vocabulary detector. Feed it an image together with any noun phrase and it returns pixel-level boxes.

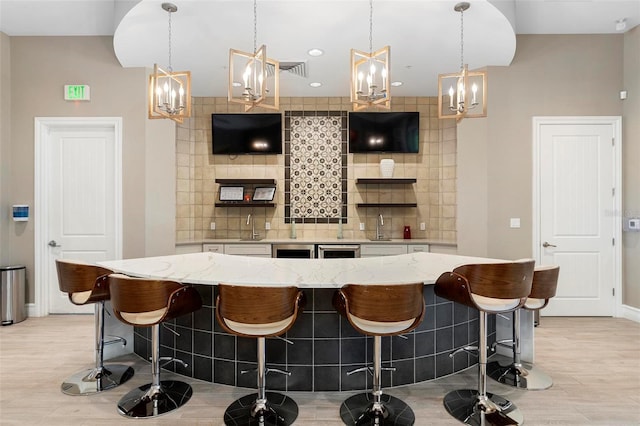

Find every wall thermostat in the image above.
[12,205,29,221]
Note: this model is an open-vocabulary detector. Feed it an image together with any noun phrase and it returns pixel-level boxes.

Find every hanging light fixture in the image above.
[228,0,279,111]
[438,2,487,120]
[148,3,191,124]
[350,0,391,111]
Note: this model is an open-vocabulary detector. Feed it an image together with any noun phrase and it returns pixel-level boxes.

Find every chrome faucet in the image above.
[376,214,385,240]
[246,214,260,240]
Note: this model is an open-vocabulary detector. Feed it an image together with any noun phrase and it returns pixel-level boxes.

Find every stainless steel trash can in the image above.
[1,265,27,325]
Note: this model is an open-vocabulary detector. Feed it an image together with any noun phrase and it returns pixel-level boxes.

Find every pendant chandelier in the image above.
[228,0,279,111]
[350,0,391,111]
[148,2,192,124]
[437,2,487,120]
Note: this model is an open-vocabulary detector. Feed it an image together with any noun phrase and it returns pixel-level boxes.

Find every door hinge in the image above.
[613,288,615,296]
[612,137,615,146]
[612,187,615,197]
[612,238,615,246]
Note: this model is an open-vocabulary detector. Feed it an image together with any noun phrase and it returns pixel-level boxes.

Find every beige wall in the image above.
[145,117,177,256]
[457,118,489,257]
[622,26,640,307]
[4,36,152,303]
[0,33,11,265]
[458,34,639,309]
[176,97,457,242]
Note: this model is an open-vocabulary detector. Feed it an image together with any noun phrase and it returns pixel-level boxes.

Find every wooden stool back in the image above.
[55,259,112,304]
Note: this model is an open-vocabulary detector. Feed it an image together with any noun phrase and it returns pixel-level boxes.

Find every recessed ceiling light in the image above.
[615,18,627,31]
[232,82,242,87]
[308,48,324,57]
[391,81,403,87]
[309,82,322,88]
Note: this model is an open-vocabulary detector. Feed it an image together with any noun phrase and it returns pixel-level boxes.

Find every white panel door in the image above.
[537,121,618,316]
[48,127,116,313]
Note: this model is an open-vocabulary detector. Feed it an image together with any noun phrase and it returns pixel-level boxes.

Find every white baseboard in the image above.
[620,304,640,323]
[27,303,41,318]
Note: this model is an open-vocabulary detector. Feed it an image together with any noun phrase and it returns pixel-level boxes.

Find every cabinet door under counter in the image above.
[407,244,430,253]
[203,244,224,253]
[360,244,408,257]
[360,243,431,257]
[223,243,272,258]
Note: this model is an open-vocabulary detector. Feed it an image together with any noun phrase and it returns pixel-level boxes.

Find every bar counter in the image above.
[99,252,506,391]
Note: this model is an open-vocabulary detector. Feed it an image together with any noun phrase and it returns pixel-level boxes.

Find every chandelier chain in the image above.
[369,0,373,54]
[460,7,464,71]
[253,0,257,54]
[167,7,173,72]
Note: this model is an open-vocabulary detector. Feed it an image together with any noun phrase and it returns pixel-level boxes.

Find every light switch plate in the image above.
[510,218,521,228]
[359,223,365,231]
[420,222,426,231]
[210,222,216,230]
[265,222,271,230]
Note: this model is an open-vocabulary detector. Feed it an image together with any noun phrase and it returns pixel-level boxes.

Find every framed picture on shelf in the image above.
[219,186,244,201]
[252,187,276,201]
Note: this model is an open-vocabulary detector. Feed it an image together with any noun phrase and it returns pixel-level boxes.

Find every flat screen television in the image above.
[348,112,419,153]
[212,113,283,155]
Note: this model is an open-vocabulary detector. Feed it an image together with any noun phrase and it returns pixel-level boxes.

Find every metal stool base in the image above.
[223,391,298,426]
[487,360,553,390]
[117,380,192,418]
[443,389,523,426]
[60,364,134,396]
[339,392,415,426]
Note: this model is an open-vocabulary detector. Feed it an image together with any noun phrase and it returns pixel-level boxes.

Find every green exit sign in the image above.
[64,84,90,101]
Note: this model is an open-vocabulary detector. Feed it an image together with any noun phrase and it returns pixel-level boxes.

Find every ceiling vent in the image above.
[266,61,308,78]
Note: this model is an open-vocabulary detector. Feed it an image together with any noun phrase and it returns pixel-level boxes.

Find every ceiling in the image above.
[1,0,638,97]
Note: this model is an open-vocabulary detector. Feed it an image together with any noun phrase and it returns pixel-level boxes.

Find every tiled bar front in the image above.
[133,284,496,392]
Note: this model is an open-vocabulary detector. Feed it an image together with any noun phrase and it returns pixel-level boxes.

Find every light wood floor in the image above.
[1,315,639,425]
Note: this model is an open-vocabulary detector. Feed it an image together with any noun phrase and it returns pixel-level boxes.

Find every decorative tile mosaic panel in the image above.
[284,111,348,224]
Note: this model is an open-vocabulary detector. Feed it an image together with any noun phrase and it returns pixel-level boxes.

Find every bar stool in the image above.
[333,282,425,426]
[108,274,202,418]
[215,284,305,426]
[55,259,134,396]
[488,265,560,390]
[434,260,535,426]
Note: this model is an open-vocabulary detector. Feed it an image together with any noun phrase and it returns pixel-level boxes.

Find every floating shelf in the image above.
[356,178,417,184]
[357,203,418,208]
[215,202,276,208]
[215,179,276,185]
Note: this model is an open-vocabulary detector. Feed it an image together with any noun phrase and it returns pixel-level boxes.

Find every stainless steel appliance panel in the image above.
[317,244,361,259]
[272,244,316,258]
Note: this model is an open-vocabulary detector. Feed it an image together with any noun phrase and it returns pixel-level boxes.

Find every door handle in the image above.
[542,241,557,248]
[48,240,61,248]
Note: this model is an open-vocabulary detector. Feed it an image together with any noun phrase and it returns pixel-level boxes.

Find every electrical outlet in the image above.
[210,222,216,230]
[510,218,521,228]
[420,222,426,231]
[265,222,271,230]
[359,223,365,231]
